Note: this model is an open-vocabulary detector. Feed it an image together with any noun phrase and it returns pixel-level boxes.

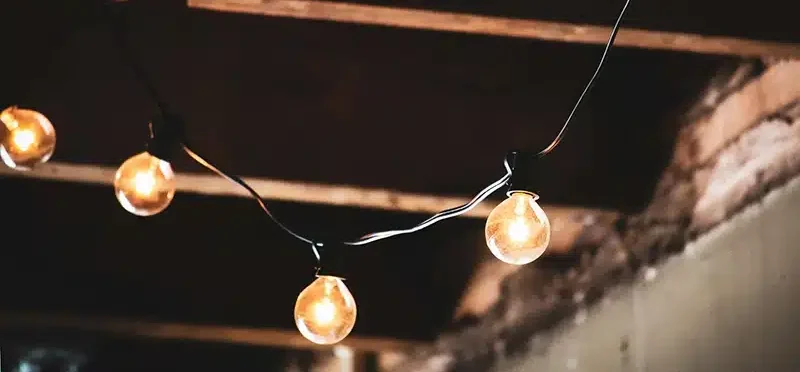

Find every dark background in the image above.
[1,0,793,369]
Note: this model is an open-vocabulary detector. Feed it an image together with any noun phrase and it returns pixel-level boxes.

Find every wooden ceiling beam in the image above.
[0,312,425,352]
[0,161,618,229]
[188,0,800,58]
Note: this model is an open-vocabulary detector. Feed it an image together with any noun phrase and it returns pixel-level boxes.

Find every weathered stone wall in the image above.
[387,59,800,372]
[492,174,800,372]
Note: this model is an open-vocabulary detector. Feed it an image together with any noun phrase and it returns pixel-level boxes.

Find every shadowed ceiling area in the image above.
[0,0,791,363]
[5,0,731,209]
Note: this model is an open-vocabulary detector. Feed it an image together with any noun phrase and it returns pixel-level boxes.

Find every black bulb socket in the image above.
[145,112,185,163]
[505,150,542,197]
[314,242,349,279]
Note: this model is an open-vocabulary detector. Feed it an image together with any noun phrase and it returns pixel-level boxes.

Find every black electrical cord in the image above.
[101,0,170,117]
[182,144,316,245]
[344,170,511,245]
[102,0,631,258]
[183,140,511,248]
[537,0,631,156]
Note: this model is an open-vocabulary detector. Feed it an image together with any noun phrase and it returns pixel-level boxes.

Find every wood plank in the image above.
[0,161,618,225]
[0,312,425,352]
[188,0,800,58]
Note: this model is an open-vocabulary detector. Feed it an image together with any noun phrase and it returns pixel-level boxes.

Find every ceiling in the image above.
[0,0,786,360]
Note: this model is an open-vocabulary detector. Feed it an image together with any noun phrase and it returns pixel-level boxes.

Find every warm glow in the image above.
[133,172,157,196]
[485,192,551,265]
[11,129,36,152]
[312,298,337,325]
[294,276,357,345]
[114,152,176,216]
[507,217,530,243]
[0,106,56,170]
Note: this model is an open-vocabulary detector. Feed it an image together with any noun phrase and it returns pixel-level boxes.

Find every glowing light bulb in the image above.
[133,172,157,196]
[294,275,357,345]
[114,152,176,216]
[0,106,56,170]
[485,192,550,265]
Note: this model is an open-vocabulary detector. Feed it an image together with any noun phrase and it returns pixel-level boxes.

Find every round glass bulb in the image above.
[114,152,176,216]
[0,106,56,170]
[294,275,357,345]
[485,192,550,265]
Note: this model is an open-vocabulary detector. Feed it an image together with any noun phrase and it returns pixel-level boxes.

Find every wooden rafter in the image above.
[0,312,426,352]
[0,162,617,251]
[0,161,616,226]
[188,0,800,58]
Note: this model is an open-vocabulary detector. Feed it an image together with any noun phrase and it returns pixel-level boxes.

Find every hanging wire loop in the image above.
[102,0,632,252]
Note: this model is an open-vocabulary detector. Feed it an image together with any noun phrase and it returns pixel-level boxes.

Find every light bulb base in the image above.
[505,150,541,197]
[315,242,349,279]
[145,113,185,162]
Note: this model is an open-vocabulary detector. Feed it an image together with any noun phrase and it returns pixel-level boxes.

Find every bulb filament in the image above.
[132,159,163,197]
[513,193,527,215]
[507,217,530,243]
[11,129,36,152]
[133,172,156,196]
[312,297,337,325]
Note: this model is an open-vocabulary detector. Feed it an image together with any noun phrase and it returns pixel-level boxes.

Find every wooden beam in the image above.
[188,0,800,58]
[0,161,618,225]
[0,312,425,352]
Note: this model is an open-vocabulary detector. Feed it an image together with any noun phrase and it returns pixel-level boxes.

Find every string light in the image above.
[294,275,358,345]
[482,0,630,265]
[113,114,183,216]
[6,0,630,345]
[0,106,56,170]
[114,151,176,216]
[486,191,551,265]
